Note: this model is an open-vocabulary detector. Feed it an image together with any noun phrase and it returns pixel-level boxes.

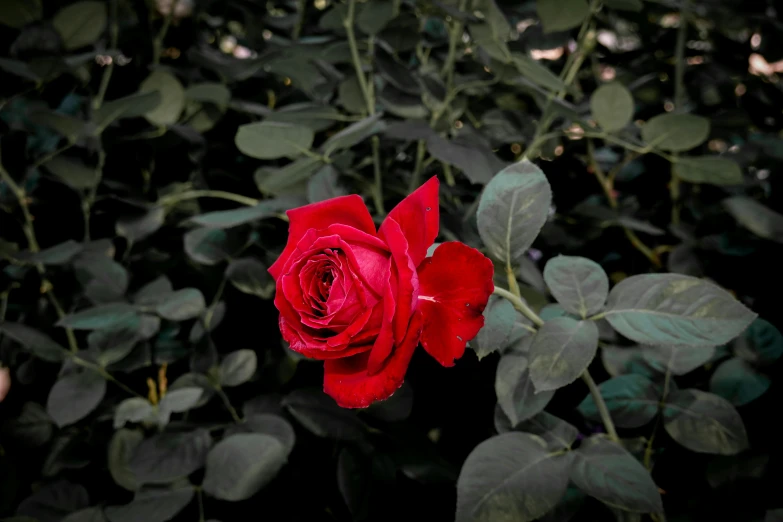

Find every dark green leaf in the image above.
[663,389,748,455]
[15,480,89,522]
[282,389,365,440]
[0,322,67,362]
[184,82,230,108]
[590,82,634,132]
[516,412,579,451]
[265,103,342,132]
[57,303,139,330]
[219,350,257,387]
[0,0,42,28]
[73,254,129,303]
[133,277,173,305]
[338,75,368,114]
[188,201,288,229]
[87,314,144,367]
[642,345,715,375]
[41,157,99,189]
[114,398,154,429]
[225,258,274,299]
[28,111,86,143]
[22,240,84,265]
[363,382,413,422]
[709,357,770,406]
[154,288,205,321]
[254,157,323,196]
[529,317,599,392]
[108,429,144,491]
[735,318,783,365]
[46,369,107,427]
[641,114,710,152]
[604,274,757,347]
[104,486,193,522]
[723,196,783,244]
[2,402,53,447]
[673,156,743,186]
[307,165,346,203]
[477,160,552,268]
[356,0,395,34]
[537,0,590,33]
[169,373,215,408]
[183,228,236,265]
[129,429,211,484]
[62,507,106,522]
[116,207,165,242]
[93,91,162,131]
[52,1,107,50]
[139,71,185,126]
[578,374,661,429]
[495,353,554,426]
[456,432,573,522]
[472,295,529,359]
[202,433,288,501]
[511,54,572,94]
[425,133,507,185]
[0,57,40,81]
[159,388,204,415]
[543,255,609,318]
[320,113,386,156]
[570,436,663,513]
[226,414,296,454]
[235,121,314,160]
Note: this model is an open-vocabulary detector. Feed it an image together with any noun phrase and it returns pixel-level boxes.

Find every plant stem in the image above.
[292,0,307,40]
[371,136,385,215]
[493,286,544,328]
[153,0,180,65]
[216,387,242,423]
[158,190,259,208]
[644,367,673,469]
[440,0,468,81]
[582,369,620,443]
[92,0,118,110]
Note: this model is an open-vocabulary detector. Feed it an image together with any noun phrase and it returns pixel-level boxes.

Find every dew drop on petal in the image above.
[456,335,463,341]
[465,303,470,306]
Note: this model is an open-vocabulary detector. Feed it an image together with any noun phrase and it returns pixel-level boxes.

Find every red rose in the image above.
[269,177,494,408]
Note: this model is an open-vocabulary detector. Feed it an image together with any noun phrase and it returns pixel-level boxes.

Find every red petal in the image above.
[378,217,419,345]
[323,312,423,408]
[269,195,376,280]
[379,176,439,268]
[416,242,494,367]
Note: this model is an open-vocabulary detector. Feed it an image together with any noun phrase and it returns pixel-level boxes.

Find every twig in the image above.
[92,0,119,110]
[582,369,620,443]
[216,387,242,423]
[493,286,544,328]
[158,189,259,208]
[153,0,180,65]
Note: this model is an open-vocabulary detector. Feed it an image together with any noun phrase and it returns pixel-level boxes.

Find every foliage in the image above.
[1,0,782,521]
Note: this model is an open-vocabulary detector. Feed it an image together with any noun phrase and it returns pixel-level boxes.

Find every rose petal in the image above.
[379,176,439,268]
[365,276,396,375]
[323,311,423,408]
[378,217,419,344]
[417,242,494,367]
[269,195,376,280]
[281,315,372,360]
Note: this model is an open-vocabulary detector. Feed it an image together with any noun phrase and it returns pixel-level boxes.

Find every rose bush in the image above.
[269,177,494,408]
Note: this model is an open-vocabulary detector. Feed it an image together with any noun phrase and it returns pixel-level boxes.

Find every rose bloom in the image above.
[269,177,494,408]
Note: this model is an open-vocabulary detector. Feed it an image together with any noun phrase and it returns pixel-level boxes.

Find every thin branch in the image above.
[493,286,544,328]
[157,190,259,208]
[582,369,620,443]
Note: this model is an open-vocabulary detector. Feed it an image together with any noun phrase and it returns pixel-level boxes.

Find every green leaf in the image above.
[709,357,770,406]
[155,288,205,321]
[495,353,554,426]
[226,413,297,454]
[723,196,783,244]
[0,322,67,362]
[219,350,257,387]
[169,373,214,408]
[108,429,143,491]
[114,398,154,428]
[307,164,346,203]
[266,104,343,132]
[477,160,552,268]
[41,157,99,189]
[641,113,710,152]
[235,121,314,160]
[255,157,323,195]
[57,303,139,330]
[62,507,106,522]
[52,1,107,50]
[202,433,288,501]
[188,199,292,229]
[570,436,663,513]
[46,369,107,427]
[456,432,573,522]
[338,75,368,114]
[28,110,86,143]
[116,207,165,242]
[578,374,661,429]
[104,486,193,522]
[425,133,508,185]
[93,91,162,131]
[2,402,53,448]
[673,156,743,186]
[129,429,211,484]
[663,389,749,455]
[603,274,757,347]
[543,255,609,318]
[537,0,590,33]
[472,295,529,359]
[642,345,715,375]
[516,412,580,451]
[357,0,395,34]
[0,0,42,28]
[225,258,274,299]
[133,276,173,305]
[184,82,230,109]
[139,71,185,126]
[529,317,599,392]
[73,254,129,303]
[320,113,386,156]
[282,389,365,440]
[0,57,40,81]
[183,228,237,266]
[590,83,634,132]
[735,318,783,365]
[511,54,571,94]
[159,388,204,416]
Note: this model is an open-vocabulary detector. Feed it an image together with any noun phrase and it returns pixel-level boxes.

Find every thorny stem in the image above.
[0,152,79,353]
[582,370,620,443]
[586,139,661,267]
[492,286,544,328]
